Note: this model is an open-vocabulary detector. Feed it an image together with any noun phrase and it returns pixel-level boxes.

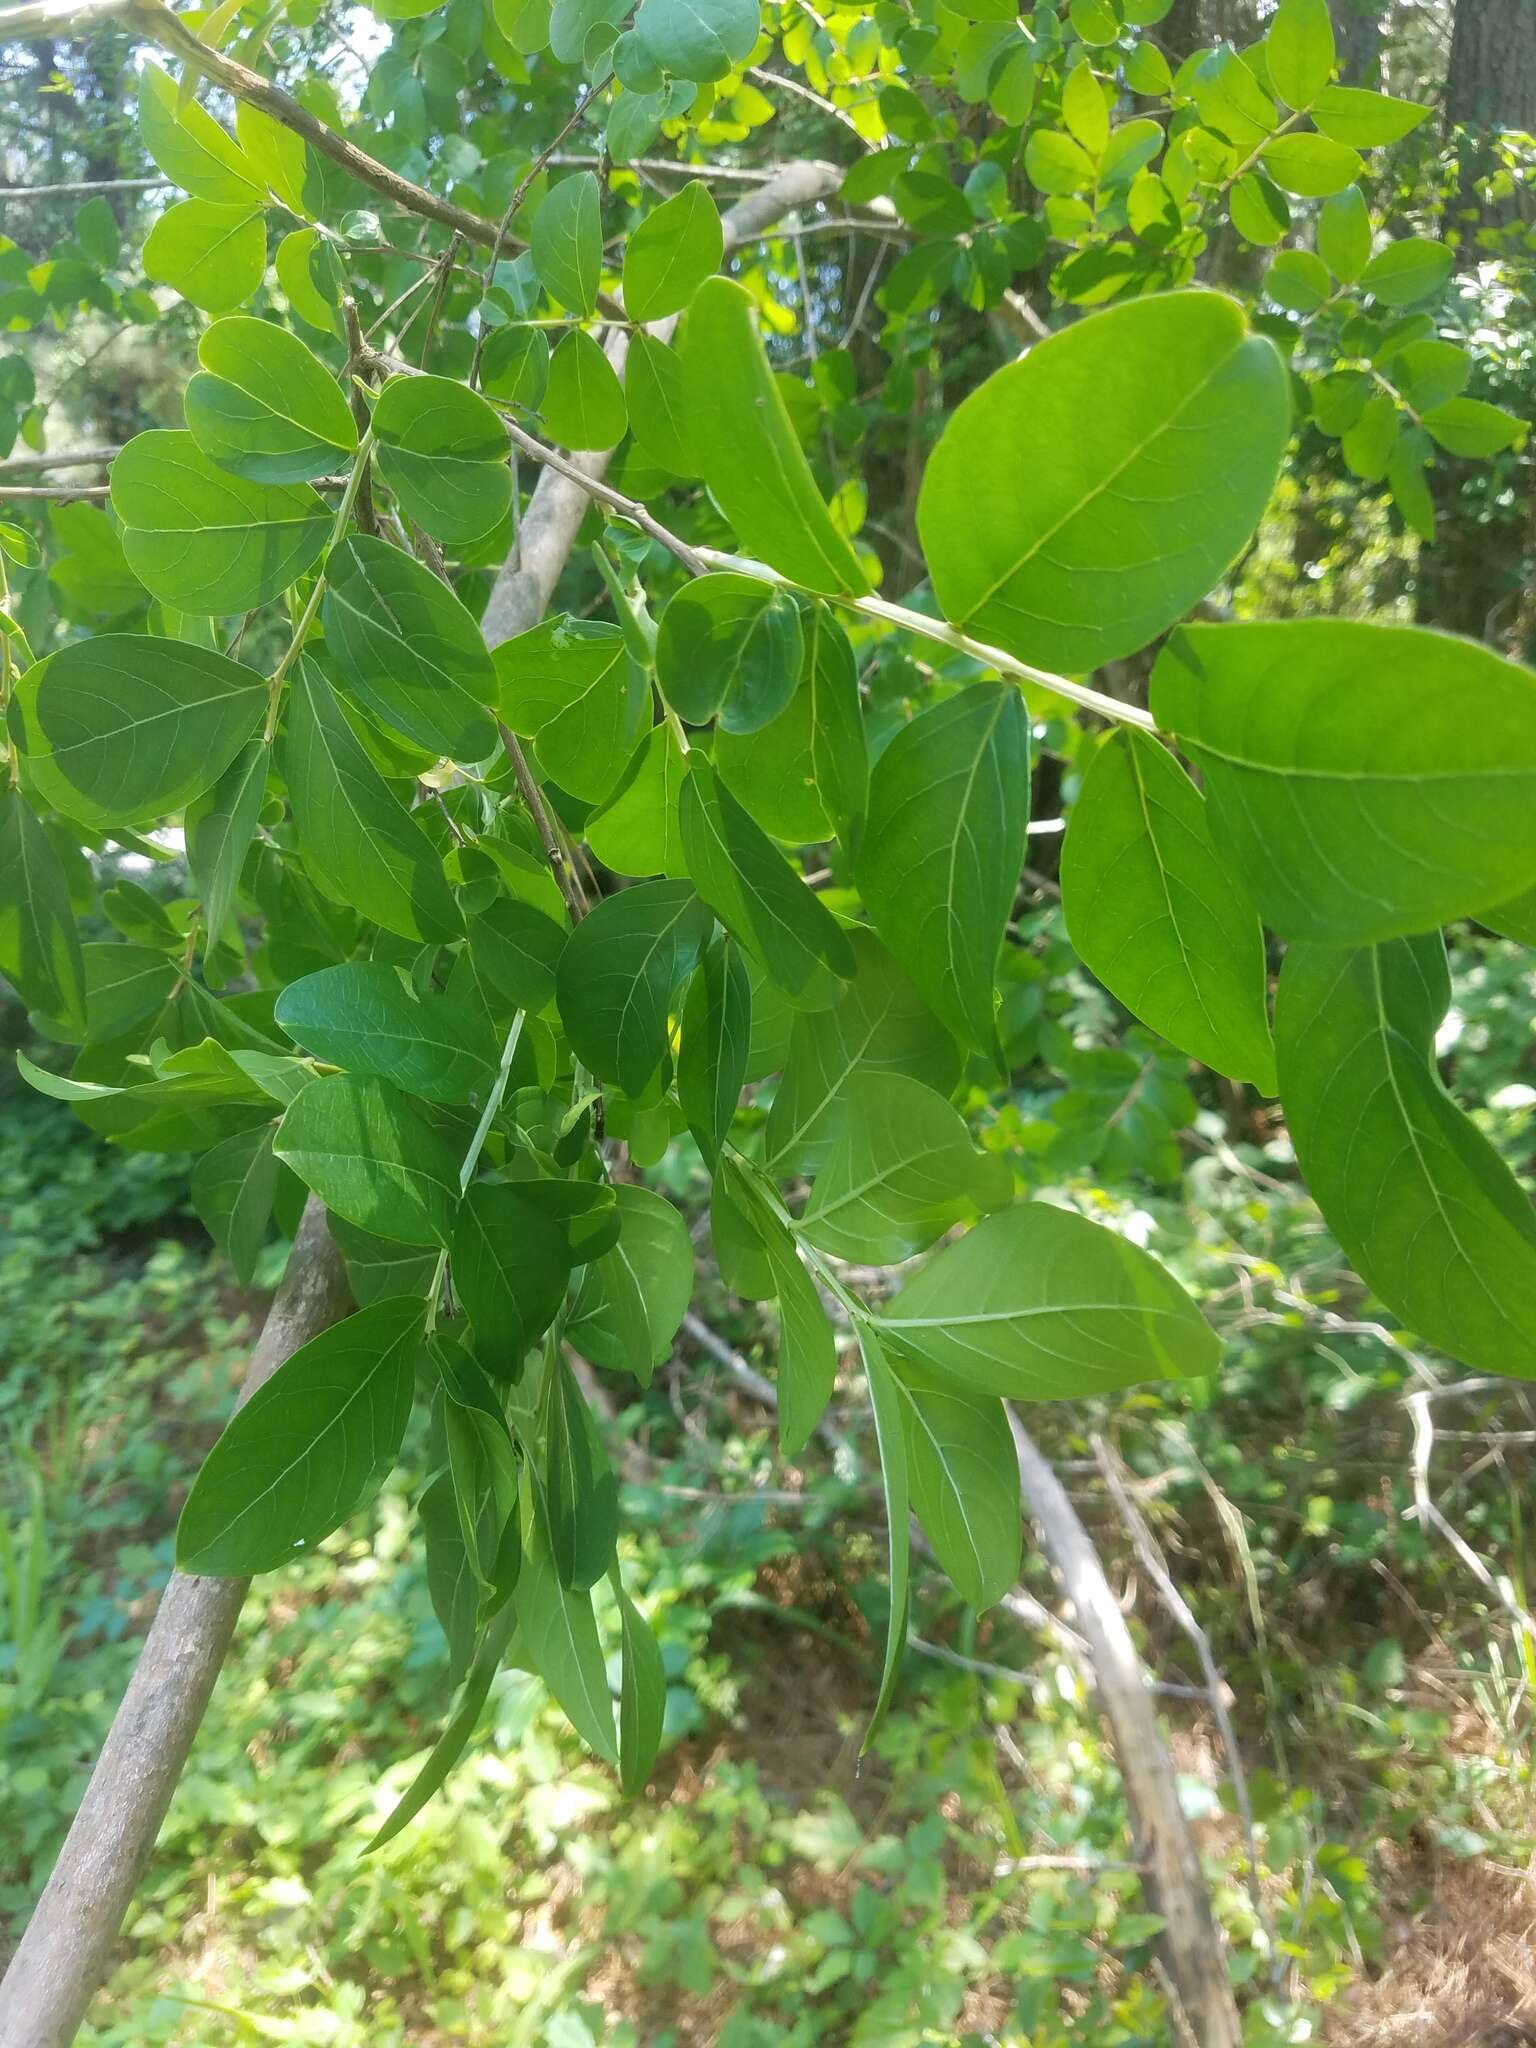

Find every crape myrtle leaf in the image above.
[1260,132,1362,196]
[452,1181,571,1379]
[880,1202,1219,1397]
[1265,0,1334,110]
[275,962,499,1104]
[751,1190,838,1457]
[656,573,802,734]
[284,660,463,945]
[681,279,868,597]
[715,674,832,844]
[712,1152,775,1299]
[679,757,854,1010]
[235,100,315,217]
[1061,727,1277,1089]
[531,171,601,317]
[1276,934,1536,1377]
[542,329,628,452]
[366,1598,518,1850]
[437,1334,520,1592]
[892,1355,1020,1611]
[616,1579,666,1794]
[513,1178,621,1263]
[633,0,759,84]
[177,1297,425,1575]
[859,1325,910,1747]
[276,226,343,336]
[625,331,697,476]
[766,927,962,1176]
[495,615,637,802]
[144,200,266,316]
[555,877,713,1093]
[0,786,86,1036]
[917,291,1289,671]
[139,61,265,205]
[185,740,268,951]
[1318,185,1371,282]
[517,1488,618,1765]
[1312,84,1429,146]
[323,535,498,761]
[801,1070,1012,1264]
[329,1214,440,1306]
[481,324,550,409]
[274,1072,461,1246]
[623,179,723,321]
[855,683,1028,1053]
[111,430,328,614]
[1150,621,1536,944]
[1360,236,1452,306]
[373,374,513,546]
[677,933,751,1165]
[12,634,265,829]
[185,315,357,484]
[420,1467,479,1685]
[1483,885,1536,948]
[804,605,868,843]
[567,1182,693,1384]
[191,1122,281,1285]
[470,897,569,1013]
[544,1349,620,1589]
[586,721,688,878]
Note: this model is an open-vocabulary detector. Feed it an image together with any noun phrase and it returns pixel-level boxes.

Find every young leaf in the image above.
[855,682,1028,1053]
[893,1357,1020,1611]
[623,179,723,321]
[880,1202,1219,1397]
[1276,935,1536,1378]
[452,1182,572,1379]
[917,291,1289,670]
[143,199,266,316]
[138,62,264,204]
[437,1334,521,1591]
[420,1467,480,1685]
[555,877,714,1093]
[284,659,464,945]
[567,1183,693,1385]
[544,1350,620,1589]
[680,278,868,596]
[801,1071,1011,1264]
[366,1598,518,1850]
[191,1123,280,1285]
[13,634,266,829]
[275,1072,462,1246]
[532,171,602,318]
[185,739,267,952]
[323,536,499,761]
[177,1297,425,1575]
[677,933,752,1165]
[185,315,357,483]
[517,1491,619,1765]
[275,962,499,1103]
[679,757,855,1010]
[110,430,329,614]
[615,1579,666,1795]
[1150,620,1536,944]
[1061,727,1276,1090]
[859,1325,910,1746]
[0,786,87,1036]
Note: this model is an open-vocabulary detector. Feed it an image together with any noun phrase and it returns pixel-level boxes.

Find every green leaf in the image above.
[616,1580,666,1794]
[859,1325,910,1747]
[1265,0,1334,110]
[275,1072,462,1245]
[542,329,628,452]
[1276,935,1536,1377]
[0,786,86,1035]
[437,1335,520,1591]
[567,1183,694,1385]
[236,100,315,216]
[185,739,267,950]
[880,1202,1219,1397]
[481,324,551,410]
[555,876,712,1093]
[366,1598,517,1849]
[185,315,357,484]
[681,279,868,597]
[657,574,802,734]
[1421,397,1527,458]
[191,1123,280,1285]
[801,1071,1011,1264]
[1229,173,1291,248]
[1061,727,1276,1089]
[532,171,602,317]
[13,633,265,829]
[139,61,265,205]
[767,927,960,1176]
[495,615,638,803]
[143,198,266,315]
[330,1216,441,1307]
[1312,84,1428,146]
[284,659,463,945]
[893,1357,1019,1611]
[419,1467,480,1683]
[544,1350,619,1589]
[1360,236,1452,306]
[623,180,723,321]
[679,756,855,1010]
[276,226,342,336]
[470,897,569,1014]
[803,605,868,843]
[373,374,513,546]
[1317,185,1371,282]
[451,1181,571,1378]
[745,1184,837,1456]
[633,0,759,82]
[917,291,1289,670]
[275,962,498,1103]
[586,721,688,878]
[677,932,751,1164]
[177,1297,425,1575]
[1260,132,1362,195]
[323,535,498,760]
[110,430,329,614]
[517,1491,618,1764]
[855,683,1028,1053]
[1150,620,1536,944]
[625,331,697,476]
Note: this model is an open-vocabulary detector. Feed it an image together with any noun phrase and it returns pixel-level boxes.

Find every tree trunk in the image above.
[1446,0,1536,129]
